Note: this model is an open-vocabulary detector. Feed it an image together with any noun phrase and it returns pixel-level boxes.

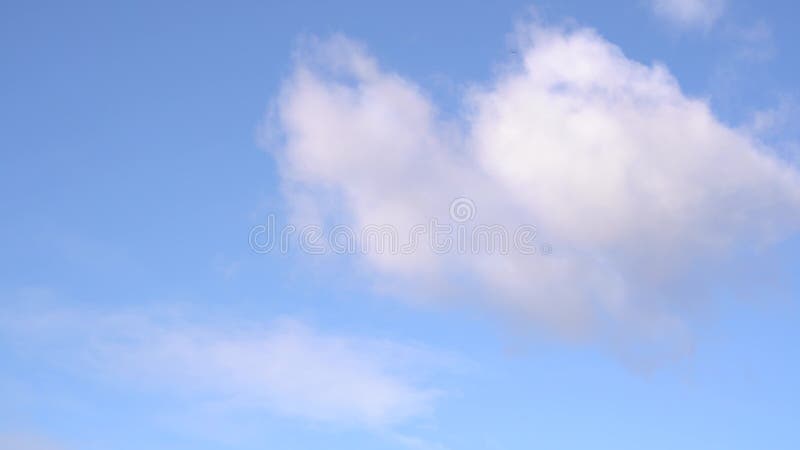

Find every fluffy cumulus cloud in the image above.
[651,0,726,29]
[269,22,800,358]
[0,305,440,428]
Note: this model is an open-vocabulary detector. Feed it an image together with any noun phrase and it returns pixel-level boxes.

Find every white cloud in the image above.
[651,0,726,29]
[1,305,442,428]
[269,24,800,358]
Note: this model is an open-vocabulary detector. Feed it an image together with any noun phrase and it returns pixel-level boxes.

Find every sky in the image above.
[1,1,800,449]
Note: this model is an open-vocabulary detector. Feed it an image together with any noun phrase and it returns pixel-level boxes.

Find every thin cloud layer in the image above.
[0,434,65,450]
[269,23,800,357]
[651,0,726,29]
[1,306,441,428]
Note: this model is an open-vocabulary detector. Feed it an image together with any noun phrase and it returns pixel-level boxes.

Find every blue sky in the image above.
[2,1,800,449]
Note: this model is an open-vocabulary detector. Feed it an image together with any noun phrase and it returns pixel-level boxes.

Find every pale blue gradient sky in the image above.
[1,1,799,449]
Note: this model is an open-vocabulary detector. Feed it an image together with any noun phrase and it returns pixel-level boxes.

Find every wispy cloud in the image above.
[729,19,776,62]
[0,433,65,450]
[266,21,800,361]
[651,0,726,29]
[0,302,445,429]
